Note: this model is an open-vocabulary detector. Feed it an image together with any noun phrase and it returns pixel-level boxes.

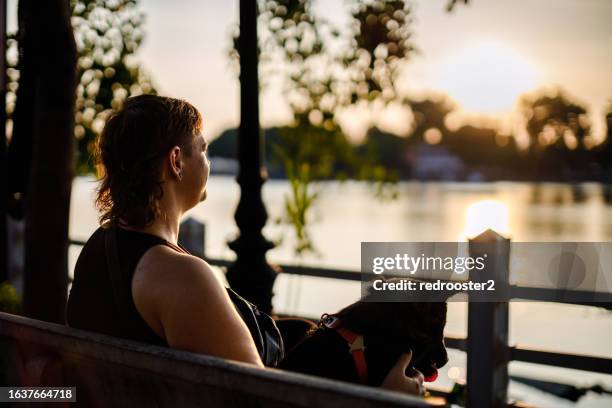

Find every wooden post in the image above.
[467,229,510,408]
[226,0,277,314]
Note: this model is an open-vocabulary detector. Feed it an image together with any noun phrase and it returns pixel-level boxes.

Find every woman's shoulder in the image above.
[132,245,220,306]
[130,244,222,340]
[135,244,213,279]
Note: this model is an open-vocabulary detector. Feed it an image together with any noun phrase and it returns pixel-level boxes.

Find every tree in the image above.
[6,0,152,322]
[231,0,434,256]
[520,90,590,152]
[251,0,417,125]
[405,95,455,142]
[228,0,469,256]
[10,0,78,323]
[71,0,155,174]
[593,101,612,174]
[6,0,155,177]
[519,89,591,181]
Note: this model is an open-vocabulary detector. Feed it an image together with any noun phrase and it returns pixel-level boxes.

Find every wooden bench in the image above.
[0,312,440,407]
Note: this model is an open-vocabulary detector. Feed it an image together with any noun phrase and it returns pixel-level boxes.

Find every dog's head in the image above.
[333,298,448,386]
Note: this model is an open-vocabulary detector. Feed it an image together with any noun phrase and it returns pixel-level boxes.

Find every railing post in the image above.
[178,217,206,259]
[467,229,510,408]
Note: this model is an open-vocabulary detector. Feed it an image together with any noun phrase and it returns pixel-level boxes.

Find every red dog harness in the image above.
[320,314,439,384]
[320,314,368,383]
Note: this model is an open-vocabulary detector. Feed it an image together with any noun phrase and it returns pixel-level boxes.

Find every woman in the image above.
[66,94,425,395]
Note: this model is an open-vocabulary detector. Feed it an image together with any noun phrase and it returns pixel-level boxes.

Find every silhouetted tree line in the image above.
[211,90,612,183]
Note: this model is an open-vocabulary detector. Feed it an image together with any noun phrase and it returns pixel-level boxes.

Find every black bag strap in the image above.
[226,288,265,354]
[104,226,132,334]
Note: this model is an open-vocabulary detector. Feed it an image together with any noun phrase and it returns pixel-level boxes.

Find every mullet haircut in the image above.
[95,95,202,227]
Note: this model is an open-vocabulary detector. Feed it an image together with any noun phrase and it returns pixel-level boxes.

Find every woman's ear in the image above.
[168,146,183,181]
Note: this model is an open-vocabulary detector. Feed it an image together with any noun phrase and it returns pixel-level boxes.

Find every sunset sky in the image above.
[9,0,612,143]
[132,0,611,143]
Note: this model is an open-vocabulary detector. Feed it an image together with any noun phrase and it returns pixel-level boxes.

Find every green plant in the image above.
[0,282,22,314]
[272,141,320,257]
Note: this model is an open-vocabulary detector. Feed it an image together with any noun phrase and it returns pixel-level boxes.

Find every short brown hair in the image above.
[95,95,202,227]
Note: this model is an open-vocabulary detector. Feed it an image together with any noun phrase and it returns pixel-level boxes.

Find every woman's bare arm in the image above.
[132,246,264,367]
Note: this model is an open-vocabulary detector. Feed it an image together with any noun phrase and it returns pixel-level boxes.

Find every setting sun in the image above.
[436,42,539,114]
[461,199,510,240]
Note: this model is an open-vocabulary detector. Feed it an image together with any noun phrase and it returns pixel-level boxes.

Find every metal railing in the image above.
[193,251,612,373]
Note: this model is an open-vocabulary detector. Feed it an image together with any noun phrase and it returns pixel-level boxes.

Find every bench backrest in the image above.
[0,312,435,407]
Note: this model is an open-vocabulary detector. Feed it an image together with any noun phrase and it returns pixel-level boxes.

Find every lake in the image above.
[69,176,612,407]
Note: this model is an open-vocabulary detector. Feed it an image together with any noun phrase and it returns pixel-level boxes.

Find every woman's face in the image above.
[181,133,210,208]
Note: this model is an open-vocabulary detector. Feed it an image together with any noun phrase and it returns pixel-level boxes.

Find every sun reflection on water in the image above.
[460,199,510,240]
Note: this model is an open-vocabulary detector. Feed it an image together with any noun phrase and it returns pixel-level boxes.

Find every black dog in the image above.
[278,297,448,387]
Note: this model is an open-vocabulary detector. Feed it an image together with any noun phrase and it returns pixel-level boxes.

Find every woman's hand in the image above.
[380,351,425,396]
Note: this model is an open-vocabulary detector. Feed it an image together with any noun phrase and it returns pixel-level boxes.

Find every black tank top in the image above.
[67,225,285,366]
[66,226,169,346]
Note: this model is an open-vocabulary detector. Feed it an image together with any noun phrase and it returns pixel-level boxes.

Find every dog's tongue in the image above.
[424,370,438,382]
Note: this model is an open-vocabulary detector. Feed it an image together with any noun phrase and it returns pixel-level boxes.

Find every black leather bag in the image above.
[226,288,285,367]
[104,227,284,367]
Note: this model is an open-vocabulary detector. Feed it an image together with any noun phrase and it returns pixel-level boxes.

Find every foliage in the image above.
[347,0,416,103]
[0,282,22,314]
[230,0,427,256]
[520,90,591,151]
[251,0,417,123]
[6,0,155,175]
[266,117,402,253]
[272,141,319,256]
[229,1,470,255]
[445,0,469,12]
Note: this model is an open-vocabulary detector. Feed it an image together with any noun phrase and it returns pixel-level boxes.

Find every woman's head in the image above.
[95,94,208,227]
